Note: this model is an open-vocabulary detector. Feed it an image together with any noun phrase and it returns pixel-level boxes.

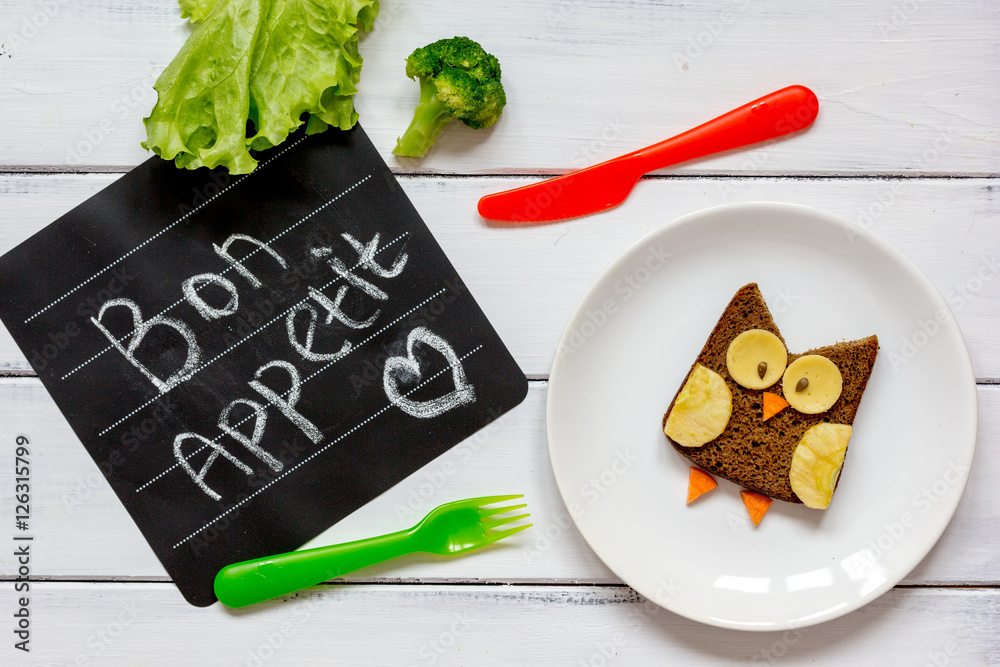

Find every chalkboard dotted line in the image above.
[303,287,446,385]
[23,135,309,325]
[60,344,114,380]
[170,343,484,549]
[263,174,372,245]
[99,232,414,438]
[133,247,421,493]
[60,173,374,381]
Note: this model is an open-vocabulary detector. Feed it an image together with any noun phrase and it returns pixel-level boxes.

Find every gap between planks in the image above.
[3,373,998,384]
[0,576,996,589]
[1,170,998,179]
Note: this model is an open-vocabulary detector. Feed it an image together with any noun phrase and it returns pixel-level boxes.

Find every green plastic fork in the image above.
[214,494,531,608]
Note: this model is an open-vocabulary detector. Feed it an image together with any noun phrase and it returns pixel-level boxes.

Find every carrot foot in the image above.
[686,467,718,504]
[740,490,773,526]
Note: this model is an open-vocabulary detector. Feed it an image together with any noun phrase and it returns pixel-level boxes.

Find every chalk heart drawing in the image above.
[384,327,476,419]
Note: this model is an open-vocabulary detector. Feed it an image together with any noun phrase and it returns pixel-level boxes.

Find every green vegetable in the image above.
[392,36,506,158]
[143,0,379,174]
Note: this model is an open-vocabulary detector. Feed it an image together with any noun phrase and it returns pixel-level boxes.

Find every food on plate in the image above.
[789,423,852,509]
[663,364,732,448]
[740,490,773,527]
[782,355,843,414]
[686,467,718,504]
[761,391,789,421]
[143,0,379,173]
[726,329,787,390]
[663,283,878,520]
[393,36,506,158]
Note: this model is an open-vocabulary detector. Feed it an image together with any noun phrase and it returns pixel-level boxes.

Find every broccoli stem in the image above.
[393,78,454,158]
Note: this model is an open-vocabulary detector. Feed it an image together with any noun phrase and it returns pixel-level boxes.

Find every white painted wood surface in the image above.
[9,584,1000,666]
[0,0,997,663]
[0,0,997,174]
[1,175,998,377]
[1,379,998,587]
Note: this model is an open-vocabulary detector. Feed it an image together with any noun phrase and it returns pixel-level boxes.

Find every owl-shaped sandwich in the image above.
[662,283,878,513]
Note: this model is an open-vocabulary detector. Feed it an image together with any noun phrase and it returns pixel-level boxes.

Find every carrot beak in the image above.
[762,391,790,421]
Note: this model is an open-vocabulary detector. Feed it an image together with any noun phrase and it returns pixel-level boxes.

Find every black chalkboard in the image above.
[0,126,528,606]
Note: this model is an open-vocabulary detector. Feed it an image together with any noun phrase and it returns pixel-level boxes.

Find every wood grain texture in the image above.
[1,379,996,586]
[8,583,1000,665]
[0,0,996,658]
[0,0,997,173]
[1,174,997,377]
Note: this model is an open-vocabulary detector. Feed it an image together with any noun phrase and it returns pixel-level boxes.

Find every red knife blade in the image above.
[477,85,819,224]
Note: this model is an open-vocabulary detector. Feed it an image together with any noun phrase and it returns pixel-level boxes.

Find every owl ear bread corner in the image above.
[794,335,879,425]
[663,283,878,510]
[697,283,787,364]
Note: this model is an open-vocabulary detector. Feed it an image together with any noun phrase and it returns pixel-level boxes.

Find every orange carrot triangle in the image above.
[762,392,790,421]
[740,490,773,526]
[686,467,717,504]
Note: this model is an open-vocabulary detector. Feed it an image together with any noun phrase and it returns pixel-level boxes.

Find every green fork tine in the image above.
[460,493,524,507]
[483,519,532,545]
[486,512,531,527]
[479,503,528,518]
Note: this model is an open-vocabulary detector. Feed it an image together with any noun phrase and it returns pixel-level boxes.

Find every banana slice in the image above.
[726,329,787,390]
[789,423,852,509]
[664,364,732,448]
[782,355,842,414]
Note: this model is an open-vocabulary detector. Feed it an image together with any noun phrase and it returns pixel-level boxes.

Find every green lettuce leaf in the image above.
[248,0,377,150]
[177,0,222,23]
[142,0,263,173]
[142,0,378,173]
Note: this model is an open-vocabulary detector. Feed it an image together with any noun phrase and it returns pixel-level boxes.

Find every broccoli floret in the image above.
[392,36,506,158]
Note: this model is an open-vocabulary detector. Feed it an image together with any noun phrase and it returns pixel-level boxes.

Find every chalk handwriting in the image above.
[174,432,253,501]
[249,360,323,443]
[384,327,475,419]
[97,227,426,500]
[219,399,282,472]
[182,273,240,320]
[285,302,353,362]
[311,247,388,301]
[213,233,288,289]
[91,298,201,393]
[341,233,408,278]
[307,286,378,330]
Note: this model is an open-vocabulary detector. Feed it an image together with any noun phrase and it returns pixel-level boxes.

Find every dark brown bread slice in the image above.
[661,283,879,504]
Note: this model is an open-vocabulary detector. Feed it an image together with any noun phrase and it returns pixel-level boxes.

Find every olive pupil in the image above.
[757,361,767,379]
[795,377,809,392]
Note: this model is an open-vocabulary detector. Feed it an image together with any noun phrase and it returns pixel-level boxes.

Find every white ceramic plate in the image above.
[546,202,978,631]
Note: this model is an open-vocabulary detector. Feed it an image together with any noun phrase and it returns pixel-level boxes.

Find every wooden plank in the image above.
[0,379,612,582]
[1,379,996,586]
[0,0,997,174]
[7,583,999,665]
[1,174,997,378]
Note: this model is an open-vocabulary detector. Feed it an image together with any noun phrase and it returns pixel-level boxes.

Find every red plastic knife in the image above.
[477,85,818,224]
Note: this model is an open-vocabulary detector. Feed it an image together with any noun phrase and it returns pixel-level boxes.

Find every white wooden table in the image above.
[2,0,998,664]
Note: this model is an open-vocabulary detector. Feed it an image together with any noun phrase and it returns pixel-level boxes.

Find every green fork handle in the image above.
[214,527,415,608]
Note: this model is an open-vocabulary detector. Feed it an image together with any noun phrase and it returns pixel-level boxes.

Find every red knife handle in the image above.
[626,85,818,174]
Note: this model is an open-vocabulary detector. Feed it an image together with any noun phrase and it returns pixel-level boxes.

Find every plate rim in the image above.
[545,200,979,631]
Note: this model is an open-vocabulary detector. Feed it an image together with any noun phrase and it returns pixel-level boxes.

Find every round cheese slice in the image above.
[726,329,787,390]
[782,355,843,414]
